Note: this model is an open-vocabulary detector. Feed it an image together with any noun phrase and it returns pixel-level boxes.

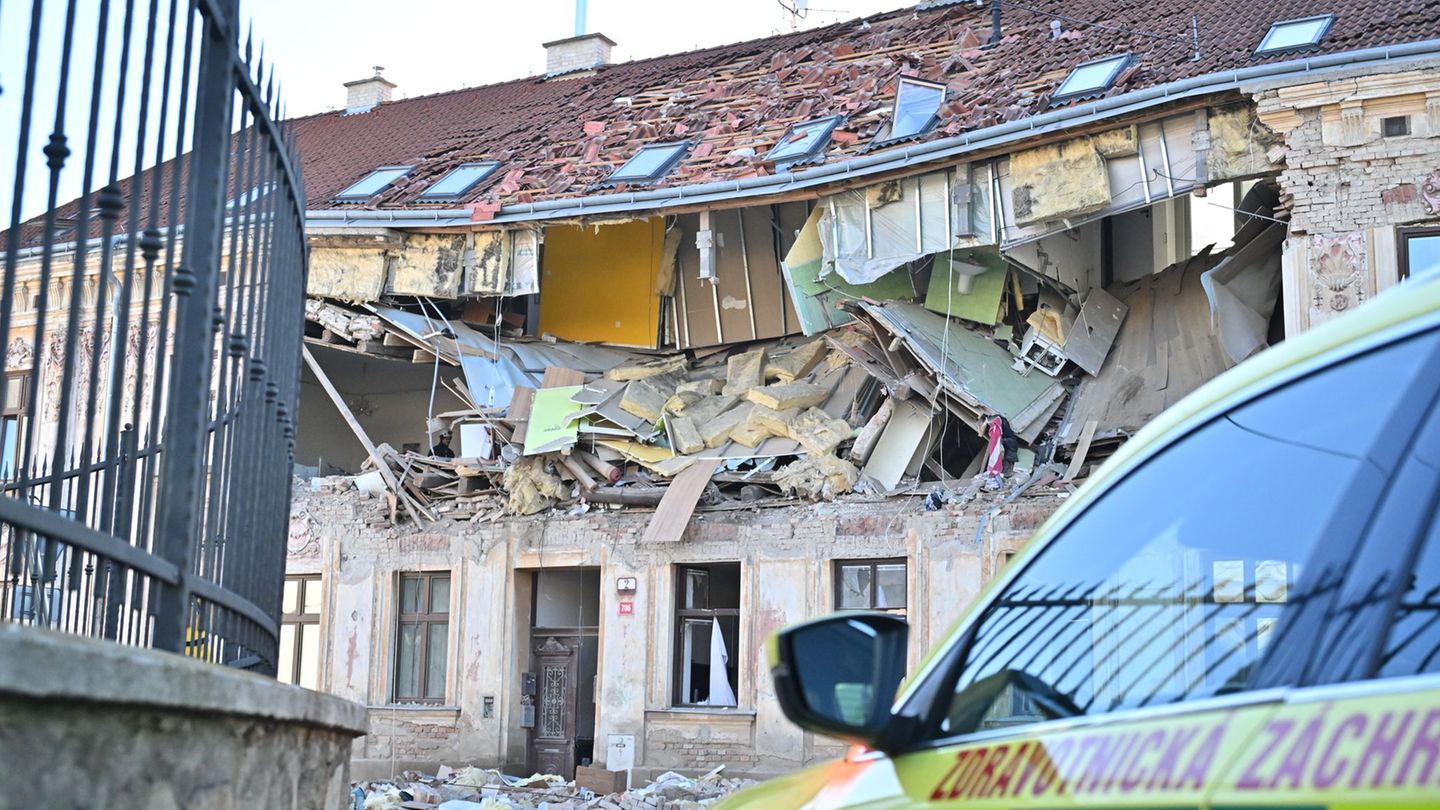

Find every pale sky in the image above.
[1,0,904,223]
[240,0,906,118]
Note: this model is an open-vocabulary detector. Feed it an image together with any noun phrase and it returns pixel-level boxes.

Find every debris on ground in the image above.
[353,764,757,810]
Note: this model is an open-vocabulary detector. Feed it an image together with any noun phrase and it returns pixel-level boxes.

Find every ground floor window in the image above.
[834,558,907,615]
[673,562,740,707]
[1399,225,1440,281]
[395,571,450,703]
[278,574,321,689]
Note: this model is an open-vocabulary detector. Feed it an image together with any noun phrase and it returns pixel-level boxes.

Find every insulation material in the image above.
[782,207,920,336]
[820,169,955,285]
[523,385,583,455]
[765,340,827,382]
[618,377,670,423]
[744,382,828,411]
[389,233,466,298]
[503,456,569,515]
[1200,221,1285,366]
[1207,104,1284,183]
[307,247,387,302]
[507,228,541,296]
[1008,137,1110,226]
[775,452,858,500]
[923,248,1008,325]
[723,349,766,395]
[786,407,851,455]
[468,231,510,295]
[540,219,662,347]
[1000,114,1200,247]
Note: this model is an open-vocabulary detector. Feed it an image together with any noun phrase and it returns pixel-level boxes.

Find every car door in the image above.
[848,321,1440,809]
[1209,376,1440,810]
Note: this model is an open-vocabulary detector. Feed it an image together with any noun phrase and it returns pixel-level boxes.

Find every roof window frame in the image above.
[767,115,843,166]
[1049,53,1132,106]
[608,141,692,186]
[334,165,413,202]
[1255,14,1335,56]
[418,161,502,202]
[875,77,947,147]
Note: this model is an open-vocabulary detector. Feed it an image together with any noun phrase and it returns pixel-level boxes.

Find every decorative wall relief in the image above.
[5,337,33,370]
[1309,232,1368,324]
[1421,168,1440,215]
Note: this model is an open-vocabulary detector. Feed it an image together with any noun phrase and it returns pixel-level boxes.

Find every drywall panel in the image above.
[540,219,663,348]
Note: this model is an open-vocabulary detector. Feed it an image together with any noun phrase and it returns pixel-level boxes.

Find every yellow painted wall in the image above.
[539,219,662,348]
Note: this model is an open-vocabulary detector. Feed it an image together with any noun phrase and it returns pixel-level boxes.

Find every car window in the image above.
[1376,399,1440,681]
[934,331,1440,737]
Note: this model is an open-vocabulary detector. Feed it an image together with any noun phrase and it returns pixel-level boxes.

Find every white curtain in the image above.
[704,617,736,706]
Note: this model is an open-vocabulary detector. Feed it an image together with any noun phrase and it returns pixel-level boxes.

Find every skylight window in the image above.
[1051,54,1131,105]
[226,181,276,209]
[334,166,412,201]
[1256,14,1334,55]
[886,78,945,142]
[609,141,690,185]
[419,162,500,201]
[767,116,842,166]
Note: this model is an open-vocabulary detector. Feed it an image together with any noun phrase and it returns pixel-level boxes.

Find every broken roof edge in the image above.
[302,38,1440,232]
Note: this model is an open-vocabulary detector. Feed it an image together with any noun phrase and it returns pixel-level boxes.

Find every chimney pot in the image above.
[343,67,396,114]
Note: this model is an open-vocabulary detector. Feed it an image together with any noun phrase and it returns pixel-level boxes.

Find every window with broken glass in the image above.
[1,372,28,481]
[279,574,322,690]
[673,563,741,707]
[835,559,907,616]
[395,572,450,703]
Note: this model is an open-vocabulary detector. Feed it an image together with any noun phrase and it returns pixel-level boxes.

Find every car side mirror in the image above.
[768,613,908,747]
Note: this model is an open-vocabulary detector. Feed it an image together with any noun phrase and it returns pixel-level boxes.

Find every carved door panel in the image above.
[529,636,577,779]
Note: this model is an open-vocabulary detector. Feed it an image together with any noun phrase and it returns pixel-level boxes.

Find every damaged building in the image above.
[6,0,1440,787]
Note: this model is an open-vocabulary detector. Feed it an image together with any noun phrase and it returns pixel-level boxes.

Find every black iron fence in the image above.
[0,0,306,674]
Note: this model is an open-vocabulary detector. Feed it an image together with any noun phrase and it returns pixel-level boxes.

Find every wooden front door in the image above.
[529,636,578,778]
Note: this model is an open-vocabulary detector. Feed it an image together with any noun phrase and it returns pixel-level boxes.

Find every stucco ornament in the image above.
[1310,233,1367,320]
[1421,168,1440,215]
[5,337,32,370]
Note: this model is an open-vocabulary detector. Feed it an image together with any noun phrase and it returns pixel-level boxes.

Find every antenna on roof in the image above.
[575,0,588,37]
[372,65,385,78]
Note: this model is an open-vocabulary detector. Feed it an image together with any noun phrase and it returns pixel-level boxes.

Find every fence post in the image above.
[150,0,239,654]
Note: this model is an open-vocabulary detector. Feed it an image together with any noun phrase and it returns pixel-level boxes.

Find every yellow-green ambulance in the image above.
[722,276,1440,809]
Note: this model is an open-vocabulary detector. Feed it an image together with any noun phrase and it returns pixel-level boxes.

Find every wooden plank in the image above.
[541,366,586,388]
[1065,420,1099,482]
[640,458,722,544]
[508,386,535,446]
[302,346,424,525]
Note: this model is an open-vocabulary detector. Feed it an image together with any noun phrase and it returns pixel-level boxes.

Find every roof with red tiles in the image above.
[289,0,1440,210]
[6,0,1439,251]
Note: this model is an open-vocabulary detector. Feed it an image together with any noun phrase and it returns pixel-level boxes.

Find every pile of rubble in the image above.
[355,765,756,810]
[303,185,1284,532]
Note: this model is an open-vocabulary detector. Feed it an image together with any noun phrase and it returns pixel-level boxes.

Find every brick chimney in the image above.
[542,33,615,78]
[343,67,395,114]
